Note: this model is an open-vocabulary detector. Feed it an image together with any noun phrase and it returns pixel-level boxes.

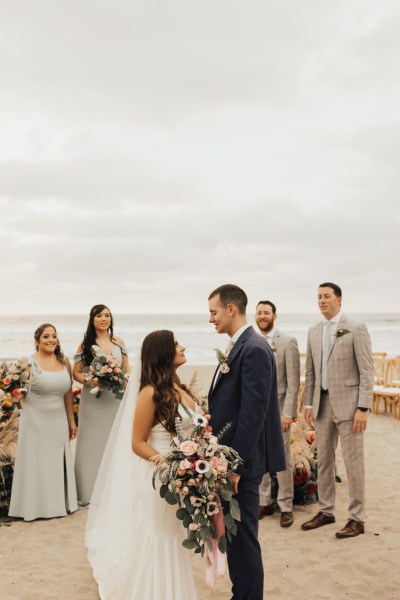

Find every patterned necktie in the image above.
[321,321,331,390]
[225,339,235,356]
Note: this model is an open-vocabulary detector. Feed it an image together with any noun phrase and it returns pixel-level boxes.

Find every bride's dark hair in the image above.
[140,330,196,435]
[82,304,116,366]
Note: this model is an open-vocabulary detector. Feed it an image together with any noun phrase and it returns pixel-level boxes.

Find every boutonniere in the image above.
[270,341,277,353]
[336,328,351,338]
[214,348,230,374]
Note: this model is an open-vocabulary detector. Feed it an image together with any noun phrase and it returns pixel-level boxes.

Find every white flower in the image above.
[193,414,207,427]
[195,460,211,474]
[220,363,230,374]
[90,386,100,395]
[206,501,220,516]
[91,344,100,353]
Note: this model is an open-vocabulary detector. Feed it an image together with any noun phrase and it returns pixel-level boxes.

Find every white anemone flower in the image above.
[193,414,208,427]
[195,460,211,474]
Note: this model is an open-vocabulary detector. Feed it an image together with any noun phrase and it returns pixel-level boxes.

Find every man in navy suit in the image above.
[208,284,285,600]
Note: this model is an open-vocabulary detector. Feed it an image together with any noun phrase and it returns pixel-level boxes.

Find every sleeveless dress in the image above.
[8,358,78,521]
[74,345,128,505]
[91,403,198,600]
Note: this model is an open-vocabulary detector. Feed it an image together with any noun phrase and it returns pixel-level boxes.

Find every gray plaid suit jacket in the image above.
[270,329,300,418]
[303,314,374,420]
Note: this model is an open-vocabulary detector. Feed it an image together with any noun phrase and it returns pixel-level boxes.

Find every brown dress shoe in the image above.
[335,520,365,538]
[301,511,335,530]
[259,504,274,519]
[280,512,294,528]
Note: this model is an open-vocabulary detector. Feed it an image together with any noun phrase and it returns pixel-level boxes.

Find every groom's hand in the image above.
[229,474,241,495]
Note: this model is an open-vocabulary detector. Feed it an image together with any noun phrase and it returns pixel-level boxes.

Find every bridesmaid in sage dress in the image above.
[73,304,129,505]
[9,324,78,521]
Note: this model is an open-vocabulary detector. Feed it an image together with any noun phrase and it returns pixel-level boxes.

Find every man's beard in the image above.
[257,321,274,334]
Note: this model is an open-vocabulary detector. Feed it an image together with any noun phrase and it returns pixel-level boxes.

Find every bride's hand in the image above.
[149,453,167,467]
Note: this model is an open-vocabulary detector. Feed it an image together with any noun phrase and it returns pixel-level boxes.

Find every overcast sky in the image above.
[0,0,399,315]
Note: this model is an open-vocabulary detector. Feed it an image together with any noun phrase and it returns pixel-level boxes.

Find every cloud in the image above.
[0,1,399,313]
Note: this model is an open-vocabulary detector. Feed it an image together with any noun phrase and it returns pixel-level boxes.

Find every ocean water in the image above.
[0,313,399,364]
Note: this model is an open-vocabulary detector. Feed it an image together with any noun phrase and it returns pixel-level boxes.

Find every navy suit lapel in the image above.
[210,326,254,394]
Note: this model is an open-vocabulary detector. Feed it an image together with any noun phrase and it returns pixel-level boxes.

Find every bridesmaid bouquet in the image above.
[0,361,30,422]
[83,346,129,400]
[152,401,242,561]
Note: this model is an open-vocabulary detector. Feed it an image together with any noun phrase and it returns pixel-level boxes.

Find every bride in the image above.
[86,330,199,599]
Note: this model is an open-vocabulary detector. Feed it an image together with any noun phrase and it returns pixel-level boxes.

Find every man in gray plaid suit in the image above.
[302,282,374,538]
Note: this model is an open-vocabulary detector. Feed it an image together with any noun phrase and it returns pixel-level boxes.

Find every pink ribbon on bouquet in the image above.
[205,495,226,591]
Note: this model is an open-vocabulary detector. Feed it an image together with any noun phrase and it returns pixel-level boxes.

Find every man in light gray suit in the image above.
[256,300,300,528]
[302,282,373,538]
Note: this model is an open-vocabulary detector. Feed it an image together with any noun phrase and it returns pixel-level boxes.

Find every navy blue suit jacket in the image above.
[209,326,286,479]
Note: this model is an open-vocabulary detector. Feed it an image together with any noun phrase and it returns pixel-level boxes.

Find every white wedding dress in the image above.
[86,380,198,600]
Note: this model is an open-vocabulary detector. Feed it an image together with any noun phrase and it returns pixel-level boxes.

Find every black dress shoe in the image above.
[280,512,294,528]
[301,511,335,530]
[335,520,365,538]
[259,504,274,519]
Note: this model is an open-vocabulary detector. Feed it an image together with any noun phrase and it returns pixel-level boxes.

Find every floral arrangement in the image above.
[290,416,318,504]
[152,401,242,559]
[83,346,129,400]
[72,387,81,426]
[0,361,29,425]
[214,348,230,374]
[0,405,20,517]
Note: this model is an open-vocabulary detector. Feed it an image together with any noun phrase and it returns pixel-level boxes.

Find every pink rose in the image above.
[216,464,227,473]
[203,432,211,439]
[179,440,198,456]
[179,459,191,470]
[102,366,109,373]
[3,377,12,386]
[189,523,198,531]
[210,457,219,468]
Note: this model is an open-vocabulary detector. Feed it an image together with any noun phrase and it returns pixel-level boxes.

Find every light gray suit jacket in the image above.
[303,315,374,420]
[270,329,300,418]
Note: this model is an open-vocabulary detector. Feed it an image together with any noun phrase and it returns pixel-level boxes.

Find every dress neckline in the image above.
[30,356,66,373]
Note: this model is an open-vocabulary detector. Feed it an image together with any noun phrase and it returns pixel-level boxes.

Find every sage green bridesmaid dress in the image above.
[9,358,78,521]
[74,345,128,505]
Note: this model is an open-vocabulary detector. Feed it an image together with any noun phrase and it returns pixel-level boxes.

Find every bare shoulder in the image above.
[76,343,84,353]
[137,385,155,401]
[115,336,126,347]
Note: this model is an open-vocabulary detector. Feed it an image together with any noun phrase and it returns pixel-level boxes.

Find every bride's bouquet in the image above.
[0,360,29,419]
[152,401,242,560]
[83,346,129,400]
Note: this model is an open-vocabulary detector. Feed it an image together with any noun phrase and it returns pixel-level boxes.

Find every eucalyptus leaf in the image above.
[182,539,196,550]
[165,490,179,505]
[224,513,235,529]
[221,489,232,501]
[230,498,241,521]
[183,513,193,528]
[176,508,187,520]
[200,526,210,543]
[218,535,227,553]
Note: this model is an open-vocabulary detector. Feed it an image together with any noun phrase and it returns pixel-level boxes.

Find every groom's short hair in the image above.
[319,282,342,298]
[208,284,247,315]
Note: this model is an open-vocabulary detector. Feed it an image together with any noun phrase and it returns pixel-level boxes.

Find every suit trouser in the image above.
[315,391,366,522]
[226,475,264,600]
[259,427,293,512]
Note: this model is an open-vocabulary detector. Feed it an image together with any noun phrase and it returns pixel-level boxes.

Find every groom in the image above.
[208,284,285,600]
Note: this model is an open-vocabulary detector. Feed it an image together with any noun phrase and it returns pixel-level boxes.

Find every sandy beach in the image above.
[1,366,399,600]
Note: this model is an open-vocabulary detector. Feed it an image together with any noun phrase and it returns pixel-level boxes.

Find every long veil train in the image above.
[85,367,141,599]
